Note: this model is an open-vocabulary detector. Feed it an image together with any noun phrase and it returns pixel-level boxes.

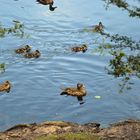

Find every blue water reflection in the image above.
[0,0,140,131]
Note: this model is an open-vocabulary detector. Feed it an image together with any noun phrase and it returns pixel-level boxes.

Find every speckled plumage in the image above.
[0,81,11,93]
[60,83,86,101]
[24,50,41,58]
[15,45,31,54]
[71,44,88,53]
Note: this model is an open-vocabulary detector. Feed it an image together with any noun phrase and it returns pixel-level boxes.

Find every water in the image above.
[0,0,140,131]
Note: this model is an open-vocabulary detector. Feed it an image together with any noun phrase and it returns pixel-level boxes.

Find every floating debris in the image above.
[71,44,88,53]
[60,83,87,104]
[0,81,11,93]
[15,45,31,54]
[24,50,41,58]
[94,96,101,99]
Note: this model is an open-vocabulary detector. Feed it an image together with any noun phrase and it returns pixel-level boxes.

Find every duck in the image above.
[60,83,87,102]
[15,45,31,54]
[0,81,11,93]
[37,0,57,11]
[93,22,104,32]
[71,44,88,53]
[37,0,53,5]
[24,50,41,58]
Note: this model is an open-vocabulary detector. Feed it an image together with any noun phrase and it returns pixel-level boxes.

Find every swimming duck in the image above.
[0,81,11,93]
[15,45,31,54]
[24,50,41,58]
[71,44,88,53]
[37,0,57,11]
[93,22,104,32]
[60,83,87,102]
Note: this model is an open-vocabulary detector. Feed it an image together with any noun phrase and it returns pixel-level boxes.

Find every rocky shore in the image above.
[0,119,140,140]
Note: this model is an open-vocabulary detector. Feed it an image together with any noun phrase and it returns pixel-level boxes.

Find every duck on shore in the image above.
[36,0,57,11]
[15,45,31,54]
[24,50,41,58]
[0,81,11,93]
[60,83,87,102]
[71,44,88,53]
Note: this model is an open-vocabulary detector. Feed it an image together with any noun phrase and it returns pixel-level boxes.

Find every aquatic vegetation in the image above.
[0,81,11,93]
[0,20,28,38]
[103,0,140,18]
[0,63,5,73]
[35,133,100,140]
[93,30,140,92]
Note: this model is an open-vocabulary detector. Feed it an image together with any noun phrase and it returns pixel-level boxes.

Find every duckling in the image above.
[24,50,41,58]
[60,83,87,102]
[94,22,104,32]
[0,81,11,93]
[37,0,57,11]
[71,44,88,53]
[15,45,31,54]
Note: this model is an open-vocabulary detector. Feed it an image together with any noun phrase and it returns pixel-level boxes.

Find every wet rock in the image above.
[0,120,140,140]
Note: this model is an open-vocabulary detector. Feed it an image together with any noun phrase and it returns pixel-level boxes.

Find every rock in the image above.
[0,120,140,140]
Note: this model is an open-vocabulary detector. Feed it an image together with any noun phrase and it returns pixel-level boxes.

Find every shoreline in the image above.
[0,119,140,140]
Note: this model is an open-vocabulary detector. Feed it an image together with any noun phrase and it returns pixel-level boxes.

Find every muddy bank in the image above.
[0,119,140,140]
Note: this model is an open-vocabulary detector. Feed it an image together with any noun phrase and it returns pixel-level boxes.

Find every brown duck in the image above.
[94,22,104,32]
[60,83,87,102]
[37,0,57,11]
[0,81,11,93]
[24,50,41,58]
[71,44,88,53]
[15,45,31,54]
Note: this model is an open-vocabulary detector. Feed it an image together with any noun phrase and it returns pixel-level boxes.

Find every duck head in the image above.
[3,81,11,93]
[81,44,87,53]
[34,50,41,58]
[25,45,31,52]
[77,83,86,96]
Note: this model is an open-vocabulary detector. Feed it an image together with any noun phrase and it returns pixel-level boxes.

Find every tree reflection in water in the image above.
[103,0,140,18]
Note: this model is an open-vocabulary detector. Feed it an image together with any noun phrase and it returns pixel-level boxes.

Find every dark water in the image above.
[0,0,140,131]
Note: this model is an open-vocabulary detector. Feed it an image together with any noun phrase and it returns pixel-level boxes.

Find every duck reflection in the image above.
[37,0,57,11]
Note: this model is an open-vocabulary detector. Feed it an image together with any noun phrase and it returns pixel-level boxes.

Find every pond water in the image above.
[0,0,140,131]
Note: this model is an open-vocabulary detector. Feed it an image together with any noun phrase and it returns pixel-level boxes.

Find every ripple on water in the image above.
[0,0,140,131]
